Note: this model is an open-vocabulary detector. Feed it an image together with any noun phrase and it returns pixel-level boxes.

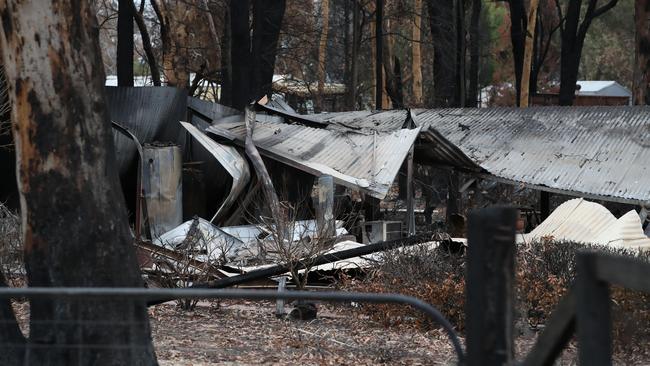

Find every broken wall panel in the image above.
[142,144,183,239]
[106,86,188,176]
[180,122,251,223]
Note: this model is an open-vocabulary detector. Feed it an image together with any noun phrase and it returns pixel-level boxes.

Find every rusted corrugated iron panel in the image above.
[412,107,650,205]
[207,119,421,199]
[315,106,650,205]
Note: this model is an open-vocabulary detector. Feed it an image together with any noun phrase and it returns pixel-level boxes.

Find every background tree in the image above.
[558,0,619,105]
[0,0,157,364]
[634,0,647,104]
[117,0,135,86]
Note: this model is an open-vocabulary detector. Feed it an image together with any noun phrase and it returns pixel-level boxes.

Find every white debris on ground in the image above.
[520,198,650,249]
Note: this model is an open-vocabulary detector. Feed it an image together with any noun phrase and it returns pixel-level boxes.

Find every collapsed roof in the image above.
[206,108,421,199]
[308,106,650,206]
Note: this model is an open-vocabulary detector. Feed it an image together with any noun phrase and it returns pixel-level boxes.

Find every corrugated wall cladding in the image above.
[207,119,420,199]
[319,106,650,205]
[106,86,188,175]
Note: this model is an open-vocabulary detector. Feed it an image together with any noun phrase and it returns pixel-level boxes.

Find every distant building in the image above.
[532,80,632,106]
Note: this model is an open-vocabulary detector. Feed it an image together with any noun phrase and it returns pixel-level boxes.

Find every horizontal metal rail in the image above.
[0,287,465,364]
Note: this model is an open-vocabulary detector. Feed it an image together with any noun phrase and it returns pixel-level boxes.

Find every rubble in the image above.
[96,90,650,297]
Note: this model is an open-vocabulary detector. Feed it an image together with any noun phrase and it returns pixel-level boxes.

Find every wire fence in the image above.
[0,287,464,365]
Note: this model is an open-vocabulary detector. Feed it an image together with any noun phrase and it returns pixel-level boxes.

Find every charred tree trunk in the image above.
[151,0,192,89]
[427,0,457,107]
[376,0,384,109]
[130,0,161,86]
[412,0,424,106]
[117,0,134,86]
[349,0,361,109]
[316,0,331,113]
[634,0,650,104]
[558,0,618,105]
[507,0,526,106]
[252,0,287,102]
[455,0,466,107]
[221,6,233,106]
[0,1,157,364]
[231,0,251,109]
[468,0,481,107]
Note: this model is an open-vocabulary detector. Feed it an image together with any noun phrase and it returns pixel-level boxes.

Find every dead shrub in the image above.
[347,238,650,352]
[0,203,22,284]
[349,243,466,330]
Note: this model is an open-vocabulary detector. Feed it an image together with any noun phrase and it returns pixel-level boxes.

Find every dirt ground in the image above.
[8,297,648,365]
[150,300,584,366]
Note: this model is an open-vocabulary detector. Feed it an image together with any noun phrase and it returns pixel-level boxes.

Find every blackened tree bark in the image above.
[634,0,650,104]
[0,1,157,364]
[130,0,161,86]
[117,0,134,86]
[427,0,458,107]
[221,6,233,106]
[530,9,560,96]
[507,0,526,106]
[231,0,251,109]
[252,0,286,102]
[455,0,466,107]
[558,0,618,105]
[468,0,481,107]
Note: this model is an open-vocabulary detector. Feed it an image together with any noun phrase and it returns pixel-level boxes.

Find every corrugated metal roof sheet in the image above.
[521,198,650,249]
[413,107,650,205]
[207,118,421,199]
[315,106,650,205]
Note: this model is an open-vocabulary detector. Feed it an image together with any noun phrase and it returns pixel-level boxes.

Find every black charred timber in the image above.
[147,234,435,306]
[540,190,550,220]
[576,252,612,366]
[466,207,517,366]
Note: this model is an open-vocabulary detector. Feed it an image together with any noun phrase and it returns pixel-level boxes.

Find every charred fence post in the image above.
[576,252,612,366]
[466,207,517,366]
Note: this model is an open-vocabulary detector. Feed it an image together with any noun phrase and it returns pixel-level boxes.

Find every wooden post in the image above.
[520,0,540,107]
[317,175,335,239]
[576,252,612,366]
[406,146,415,236]
[540,190,550,220]
[375,0,383,110]
[466,207,517,366]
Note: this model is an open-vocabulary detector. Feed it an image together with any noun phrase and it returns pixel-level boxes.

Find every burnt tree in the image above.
[130,0,162,86]
[468,0,481,107]
[427,0,458,107]
[558,0,618,105]
[635,0,650,104]
[117,0,135,86]
[507,0,527,106]
[0,1,157,364]
[229,0,286,109]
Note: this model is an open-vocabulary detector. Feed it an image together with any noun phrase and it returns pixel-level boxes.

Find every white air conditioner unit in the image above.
[363,221,402,244]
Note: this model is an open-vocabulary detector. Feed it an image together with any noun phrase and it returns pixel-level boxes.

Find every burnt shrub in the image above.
[346,238,650,352]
